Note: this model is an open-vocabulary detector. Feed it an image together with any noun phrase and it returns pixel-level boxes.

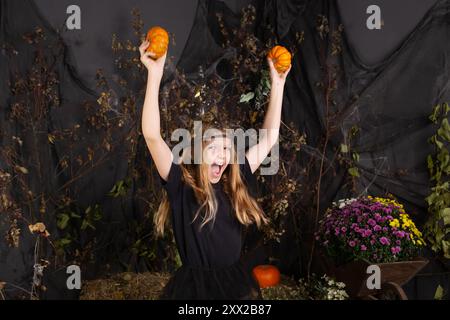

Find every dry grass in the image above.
[80,272,305,300]
[80,272,171,300]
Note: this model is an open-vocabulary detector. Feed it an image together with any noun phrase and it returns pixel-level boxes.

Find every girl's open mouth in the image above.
[211,163,223,177]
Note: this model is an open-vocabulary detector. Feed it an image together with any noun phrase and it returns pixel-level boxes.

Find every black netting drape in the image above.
[1,0,96,299]
[175,0,450,299]
[0,0,172,299]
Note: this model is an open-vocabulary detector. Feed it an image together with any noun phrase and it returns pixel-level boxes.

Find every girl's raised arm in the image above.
[246,58,291,173]
[139,41,173,181]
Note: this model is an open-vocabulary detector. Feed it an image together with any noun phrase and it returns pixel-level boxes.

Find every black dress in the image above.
[158,156,262,300]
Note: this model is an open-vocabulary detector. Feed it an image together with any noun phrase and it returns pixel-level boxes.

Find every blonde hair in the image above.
[154,128,268,237]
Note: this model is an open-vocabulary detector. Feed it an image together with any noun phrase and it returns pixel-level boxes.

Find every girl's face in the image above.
[203,136,232,183]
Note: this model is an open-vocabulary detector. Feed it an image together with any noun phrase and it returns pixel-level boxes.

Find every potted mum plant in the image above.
[316,196,428,298]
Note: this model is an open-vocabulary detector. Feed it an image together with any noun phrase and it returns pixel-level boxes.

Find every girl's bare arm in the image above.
[246,59,291,173]
[140,41,173,181]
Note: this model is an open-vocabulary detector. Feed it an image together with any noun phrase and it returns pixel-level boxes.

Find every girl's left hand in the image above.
[267,57,291,85]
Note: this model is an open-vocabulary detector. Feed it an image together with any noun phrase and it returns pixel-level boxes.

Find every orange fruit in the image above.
[252,264,281,288]
[268,45,291,73]
[146,26,169,59]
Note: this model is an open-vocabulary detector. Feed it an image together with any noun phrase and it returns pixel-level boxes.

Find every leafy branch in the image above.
[425,102,450,258]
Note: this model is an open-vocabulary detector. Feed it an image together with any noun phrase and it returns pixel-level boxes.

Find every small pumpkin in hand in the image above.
[146,26,169,59]
[252,265,281,288]
[267,45,291,73]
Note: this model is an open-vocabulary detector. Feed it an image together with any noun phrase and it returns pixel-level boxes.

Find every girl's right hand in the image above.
[139,40,167,82]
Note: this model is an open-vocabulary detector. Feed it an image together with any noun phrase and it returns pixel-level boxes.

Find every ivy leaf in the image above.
[429,104,440,123]
[435,137,444,149]
[438,123,450,142]
[442,208,450,226]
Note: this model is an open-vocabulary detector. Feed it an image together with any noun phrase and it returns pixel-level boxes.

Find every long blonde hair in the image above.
[154,129,268,236]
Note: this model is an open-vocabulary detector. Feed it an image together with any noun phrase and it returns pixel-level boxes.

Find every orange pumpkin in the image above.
[252,265,281,288]
[146,26,169,59]
[267,45,291,73]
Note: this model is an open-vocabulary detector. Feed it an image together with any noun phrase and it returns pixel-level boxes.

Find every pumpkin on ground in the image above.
[252,264,281,288]
[146,26,169,59]
[267,45,291,73]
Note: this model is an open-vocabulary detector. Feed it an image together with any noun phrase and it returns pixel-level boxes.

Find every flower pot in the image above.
[327,257,428,298]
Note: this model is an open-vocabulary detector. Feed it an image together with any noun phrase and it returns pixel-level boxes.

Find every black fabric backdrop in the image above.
[0,0,449,299]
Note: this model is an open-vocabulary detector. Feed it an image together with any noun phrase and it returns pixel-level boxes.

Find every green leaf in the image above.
[438,124,450,142]
[70,212,81,219]
[429,104,441,123]
[57,214,70,230]
[442,240,450,258]
[437,150,450,168]
[444,103,450,115]
[434,285,444,300]
[340,144,348,153]
[435,137,444,149]
[81,219,95,230]
[348,167,360,177]
[442,118,450,131]
[108,180,130,197]
[427,154,434,173]
[239,92,255,103]
[264,78,271,90]
[93,205,103,221]
[441,208,450,225]
[174,251,182,269]
[438,128,450,141]
[57,238,72,246]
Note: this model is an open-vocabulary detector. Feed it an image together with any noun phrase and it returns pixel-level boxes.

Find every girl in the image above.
[139,40,290,299]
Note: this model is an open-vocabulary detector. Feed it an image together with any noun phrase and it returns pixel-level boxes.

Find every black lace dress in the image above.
[158,156,262,300]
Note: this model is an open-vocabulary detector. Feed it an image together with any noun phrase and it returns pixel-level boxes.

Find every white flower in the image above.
[334,198,357,209]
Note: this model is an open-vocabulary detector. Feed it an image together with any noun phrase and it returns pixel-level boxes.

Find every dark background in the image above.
[1,0,448,300]
[32,0,437,89]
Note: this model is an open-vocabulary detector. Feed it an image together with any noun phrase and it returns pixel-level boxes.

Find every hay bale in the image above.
[80,272,171,300]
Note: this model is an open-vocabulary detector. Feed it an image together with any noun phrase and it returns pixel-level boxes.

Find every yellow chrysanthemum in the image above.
[389,219,400,228]
[368,196,426,246]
